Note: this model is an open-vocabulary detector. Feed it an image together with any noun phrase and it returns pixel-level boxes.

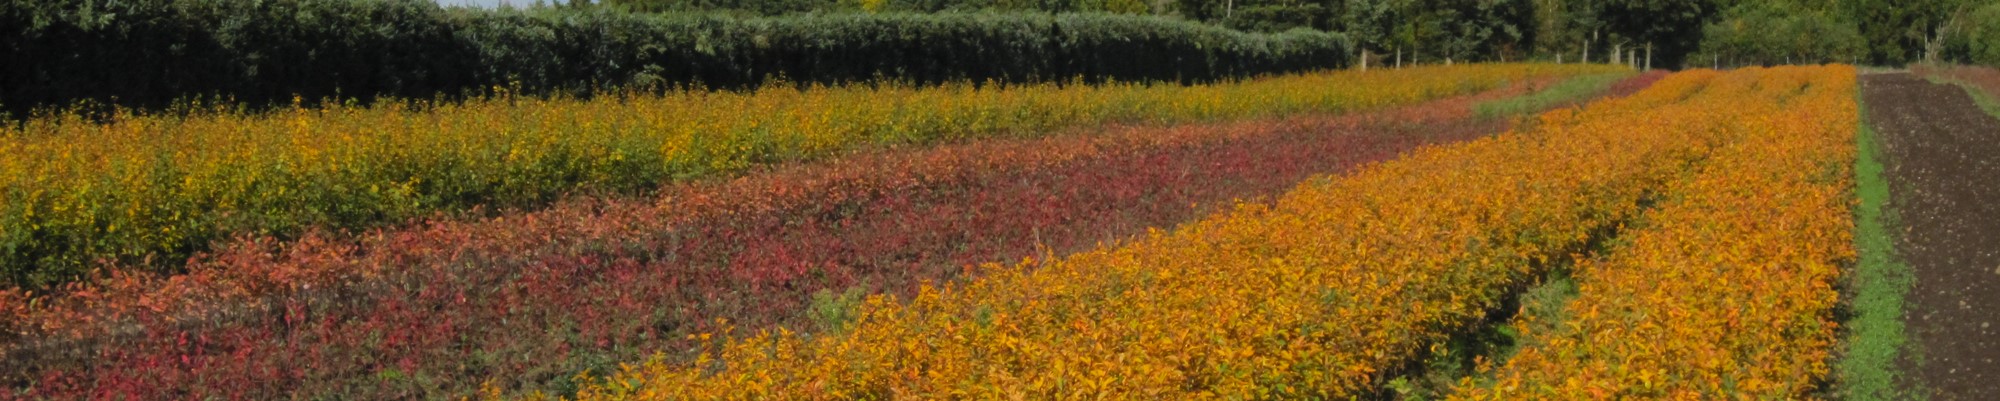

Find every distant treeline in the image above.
[610,0,2000,69]
[1693,0,2000,68]
[0,0,1351,117]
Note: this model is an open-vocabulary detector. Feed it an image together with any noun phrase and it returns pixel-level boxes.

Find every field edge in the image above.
[1834,84,1922,401]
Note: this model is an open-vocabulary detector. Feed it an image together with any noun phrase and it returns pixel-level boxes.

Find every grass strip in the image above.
[1474,72,1635,119]
[1956,83,2000,118]
[1836,88,1922,401]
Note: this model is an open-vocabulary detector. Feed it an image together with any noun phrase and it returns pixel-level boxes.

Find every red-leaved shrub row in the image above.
[0,72,1663,400]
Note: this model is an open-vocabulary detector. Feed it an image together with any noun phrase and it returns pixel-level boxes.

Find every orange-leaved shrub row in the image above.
[544,69,1762,400]
[1449,66,1856,400]
[0,64,1625,290]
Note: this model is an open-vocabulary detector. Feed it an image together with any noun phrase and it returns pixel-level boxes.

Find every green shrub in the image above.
[1944,3,2000,66]
[0,0,1352,117]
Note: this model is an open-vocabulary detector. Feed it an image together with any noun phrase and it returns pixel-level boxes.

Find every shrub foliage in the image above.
[1,0,1352,116]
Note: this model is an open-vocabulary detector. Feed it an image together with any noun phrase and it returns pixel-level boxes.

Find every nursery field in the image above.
[563,66,1861,401]
[0,64,1636,399]
[0,64,1617,291]
[0,63,1951,401]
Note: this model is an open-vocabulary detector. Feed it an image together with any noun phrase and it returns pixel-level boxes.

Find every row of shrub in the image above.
[0,65,1611,291]
[560,67,1722,400]
[1451,66,1854,400]
[0,71,1600,401]
[1,0,1352,117]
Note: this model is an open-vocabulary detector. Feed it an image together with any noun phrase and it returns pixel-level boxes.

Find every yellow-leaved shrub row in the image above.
[0,64,1624,289]
[1449,66,1855,400]
[544,68,1829,400]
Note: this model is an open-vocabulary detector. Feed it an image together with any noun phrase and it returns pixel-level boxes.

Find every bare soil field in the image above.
[1862,73,2000,400]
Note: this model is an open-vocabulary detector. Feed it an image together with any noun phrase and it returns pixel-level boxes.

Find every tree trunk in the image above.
[1925,5,1968,64]
[1645,44,1653,71]
[1612,43,1622,65]
[1585,31,1598,65]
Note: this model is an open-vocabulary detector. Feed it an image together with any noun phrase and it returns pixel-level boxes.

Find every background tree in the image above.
[1941,2,2000,65]
[1914,0,1980,62]
[1521,0,1612,63]
[1842,0,1983,65]
[1697,0,1864,67]
[1336,0,1398,57]
[1338,0,1530,63]
[599,0,842,14]
[1594,0,1719,68]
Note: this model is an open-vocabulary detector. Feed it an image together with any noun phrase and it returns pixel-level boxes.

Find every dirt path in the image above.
[1862,73,2000,400]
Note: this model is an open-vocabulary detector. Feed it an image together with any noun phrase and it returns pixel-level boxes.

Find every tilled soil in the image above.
[1862,73,2000,400]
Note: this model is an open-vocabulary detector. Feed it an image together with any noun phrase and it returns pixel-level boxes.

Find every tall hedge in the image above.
[0,0,1352,116]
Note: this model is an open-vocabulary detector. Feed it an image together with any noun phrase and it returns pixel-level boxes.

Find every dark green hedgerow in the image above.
[0,0,1351,117]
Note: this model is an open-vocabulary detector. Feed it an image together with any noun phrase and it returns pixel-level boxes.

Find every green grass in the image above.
[1856,66,1906,75]
[1837,92,1922,401]
[1959,85,2000,120]
[1507,267,1583,353]
[807,286,870,334]
[1474,72,1635,119]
